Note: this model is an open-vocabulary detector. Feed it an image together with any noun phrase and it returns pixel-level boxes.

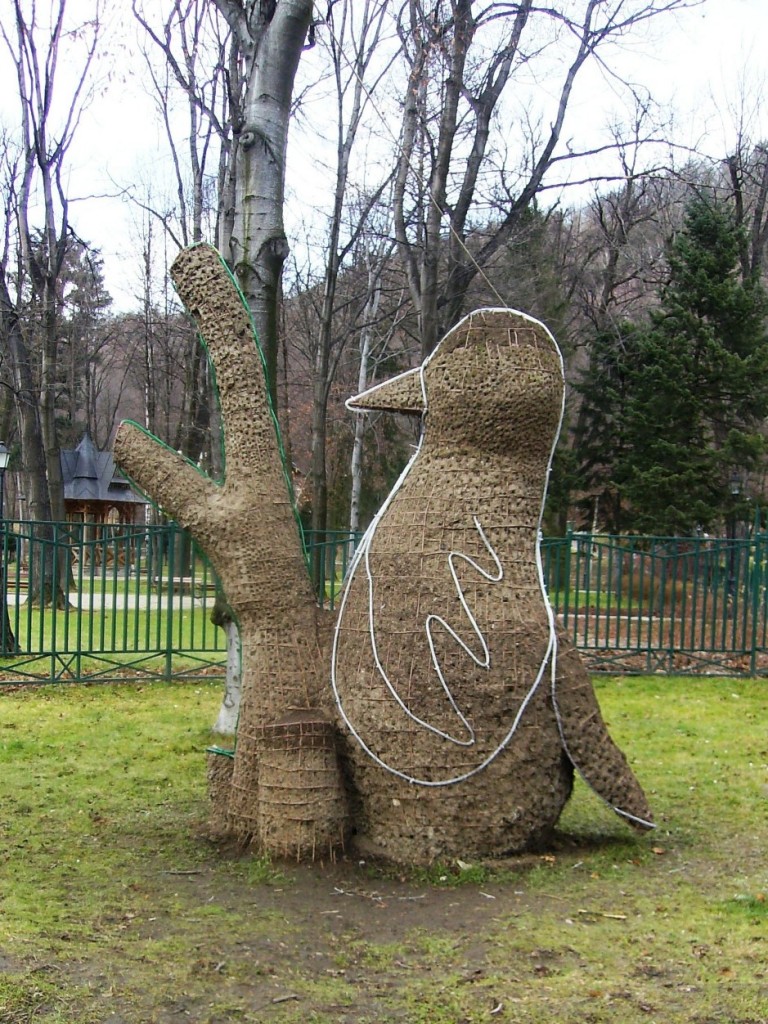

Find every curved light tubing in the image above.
[363,515,502,749]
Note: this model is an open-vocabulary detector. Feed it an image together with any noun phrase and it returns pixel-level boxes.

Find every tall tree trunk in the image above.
[0,268,61,608]
[306,0,392,548]
[39,280,65,522]
[348,268,382,538]
[219,0,314,408]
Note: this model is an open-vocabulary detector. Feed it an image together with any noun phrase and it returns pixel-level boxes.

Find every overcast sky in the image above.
[2,0,768,312]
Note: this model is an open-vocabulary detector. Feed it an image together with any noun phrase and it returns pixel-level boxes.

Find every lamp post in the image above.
[0,442,14,654]
[0,442,9,522]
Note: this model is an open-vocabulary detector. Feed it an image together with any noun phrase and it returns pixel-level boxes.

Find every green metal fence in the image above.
[0,520,226,685]
[303,529,361,611]
[1,521,766,685]
[541,530,768,675]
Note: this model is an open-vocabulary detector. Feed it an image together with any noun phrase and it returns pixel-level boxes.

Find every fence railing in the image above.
[1,521,766,685]
[303,529,361,611]
[541,530,768,675]
[0,520,225,685]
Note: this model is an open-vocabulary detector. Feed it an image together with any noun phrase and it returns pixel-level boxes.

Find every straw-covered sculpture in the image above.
[115,243,652,865]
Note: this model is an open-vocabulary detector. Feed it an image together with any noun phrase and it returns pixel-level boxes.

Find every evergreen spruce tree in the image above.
[619,196,768,534]
[573,321,646,533]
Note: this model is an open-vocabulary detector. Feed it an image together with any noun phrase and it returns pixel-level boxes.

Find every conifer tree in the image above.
[619,196,768,534]
[572,321,646,533]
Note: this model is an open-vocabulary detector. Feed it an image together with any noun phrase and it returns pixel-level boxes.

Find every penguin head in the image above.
[347,308,564,458]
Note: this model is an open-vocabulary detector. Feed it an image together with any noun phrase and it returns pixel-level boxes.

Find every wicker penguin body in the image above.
[332,309,652,862]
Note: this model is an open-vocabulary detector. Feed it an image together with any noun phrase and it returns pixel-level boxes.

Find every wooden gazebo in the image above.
[61,433,148,525]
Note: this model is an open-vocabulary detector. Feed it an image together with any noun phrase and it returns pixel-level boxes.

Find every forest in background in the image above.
[1,0,767,548]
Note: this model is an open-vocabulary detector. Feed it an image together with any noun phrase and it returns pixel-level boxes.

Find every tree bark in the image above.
[216,0,314,408]
[212,616,242,735]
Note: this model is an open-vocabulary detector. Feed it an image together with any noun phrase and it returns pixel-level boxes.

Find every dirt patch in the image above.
[3,831,645,1024]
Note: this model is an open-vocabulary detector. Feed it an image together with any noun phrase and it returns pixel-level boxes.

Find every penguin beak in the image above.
[346,366,425,414]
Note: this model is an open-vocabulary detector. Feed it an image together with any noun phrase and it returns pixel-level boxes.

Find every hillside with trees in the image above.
[2,0,767,558]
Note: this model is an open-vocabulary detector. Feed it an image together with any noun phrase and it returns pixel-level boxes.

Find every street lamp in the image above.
[0,442,9,522]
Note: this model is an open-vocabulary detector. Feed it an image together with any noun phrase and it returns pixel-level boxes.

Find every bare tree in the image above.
[301,0,397,548]
[347,249,409,539]
[132,0,238,469]
[2,0,103,519]
[569,105,682,340]
[132,0,240,248]
[727,142,768,279]
[212,0,314,407]
[390,0,702,358]
[0,0,104,604]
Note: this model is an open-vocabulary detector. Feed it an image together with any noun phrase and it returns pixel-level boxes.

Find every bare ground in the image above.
[8,823,767,1024]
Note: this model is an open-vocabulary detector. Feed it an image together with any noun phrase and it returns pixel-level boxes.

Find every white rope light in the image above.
[365,515,502,749]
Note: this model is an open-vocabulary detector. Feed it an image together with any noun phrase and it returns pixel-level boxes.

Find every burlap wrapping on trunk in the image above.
[206,750,235,836]
[114,245,344,851]
[255,709,347,860]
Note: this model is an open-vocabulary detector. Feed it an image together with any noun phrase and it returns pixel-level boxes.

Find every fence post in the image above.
[750,533,762,676]
[561,523,573,627]
[0,524,15,654]
[164,524,176,681]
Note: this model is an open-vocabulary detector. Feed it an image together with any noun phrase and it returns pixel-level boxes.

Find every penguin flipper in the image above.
[552,641,654,830]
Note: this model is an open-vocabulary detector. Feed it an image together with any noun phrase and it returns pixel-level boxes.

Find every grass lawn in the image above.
[0,676,766,1023]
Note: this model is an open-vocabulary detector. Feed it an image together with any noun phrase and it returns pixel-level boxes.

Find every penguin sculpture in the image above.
[332,307,652,862]
[115,245,652,865]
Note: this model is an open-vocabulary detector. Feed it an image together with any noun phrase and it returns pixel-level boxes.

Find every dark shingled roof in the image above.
[60,433,147,506]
